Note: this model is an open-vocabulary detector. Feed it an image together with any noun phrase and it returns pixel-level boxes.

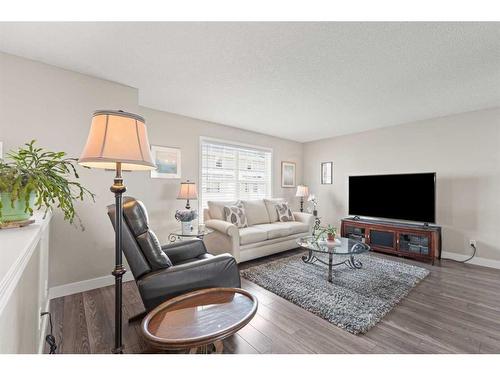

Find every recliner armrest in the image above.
[137,253,241,310]
[161,239,207,264]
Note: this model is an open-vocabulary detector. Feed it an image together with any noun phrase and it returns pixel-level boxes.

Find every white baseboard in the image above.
[441,251,500,270]
[49,272,134,300]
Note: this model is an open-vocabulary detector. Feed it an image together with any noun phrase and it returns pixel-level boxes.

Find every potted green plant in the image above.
[0,140,95,228]
[315,224,337,242]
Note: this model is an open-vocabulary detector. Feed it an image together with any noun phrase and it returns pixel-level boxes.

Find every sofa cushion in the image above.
[241,199,270,226]
[253,223,292,239]
[239,227,268,245]
[223,203,248,228]
[208,200,239,220]
[287,221,310,235]
[264,198,286,222]
[276,202,294,222]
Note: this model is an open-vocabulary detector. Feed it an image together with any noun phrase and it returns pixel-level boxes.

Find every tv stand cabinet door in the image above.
[397,231,433,259]
[367,228,396,251]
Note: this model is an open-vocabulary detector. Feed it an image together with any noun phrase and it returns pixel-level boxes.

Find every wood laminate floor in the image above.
[46,250,500,354]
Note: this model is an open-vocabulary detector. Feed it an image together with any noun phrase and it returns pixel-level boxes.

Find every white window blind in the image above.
[200,139,272,218]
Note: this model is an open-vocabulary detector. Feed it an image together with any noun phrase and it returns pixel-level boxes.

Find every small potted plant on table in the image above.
[0,140,95,228]
[174,209,198,234]
[315,224,338,244]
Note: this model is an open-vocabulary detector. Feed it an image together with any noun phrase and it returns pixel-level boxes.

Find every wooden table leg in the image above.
[188,341,223,354]
[213,340,223,353]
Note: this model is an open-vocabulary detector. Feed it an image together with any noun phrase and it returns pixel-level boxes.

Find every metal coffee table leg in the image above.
[328,253,333,282]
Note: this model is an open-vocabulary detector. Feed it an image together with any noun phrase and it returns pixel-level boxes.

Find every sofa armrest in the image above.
[293,212,315,228]
[137,254,241,310]
[204,219,241,262]
[205,219,239,237]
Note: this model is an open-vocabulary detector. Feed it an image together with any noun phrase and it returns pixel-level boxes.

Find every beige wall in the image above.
[0,52,303,288]
[303,108,500,261]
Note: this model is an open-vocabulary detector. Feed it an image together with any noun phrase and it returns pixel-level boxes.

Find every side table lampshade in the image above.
[177,180,198,209]
[296,185,309,212]
[78,110,155,354]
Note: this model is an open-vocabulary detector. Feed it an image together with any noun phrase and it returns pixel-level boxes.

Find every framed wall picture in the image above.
[151,145,181,179]
[321,162,333,184]
[281,161,296,188]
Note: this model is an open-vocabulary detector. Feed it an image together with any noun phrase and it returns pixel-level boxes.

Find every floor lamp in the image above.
[78,110,155,353]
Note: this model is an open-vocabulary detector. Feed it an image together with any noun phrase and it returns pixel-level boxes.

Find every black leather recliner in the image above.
[107,197,241,312]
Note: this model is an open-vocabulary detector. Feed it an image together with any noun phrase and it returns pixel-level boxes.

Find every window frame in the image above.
[199,136,274,216]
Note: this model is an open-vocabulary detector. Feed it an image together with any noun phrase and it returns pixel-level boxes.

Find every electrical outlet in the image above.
[469,239,477,247]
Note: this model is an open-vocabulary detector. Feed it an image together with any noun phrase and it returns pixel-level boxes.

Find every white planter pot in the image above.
[181,221,193,235]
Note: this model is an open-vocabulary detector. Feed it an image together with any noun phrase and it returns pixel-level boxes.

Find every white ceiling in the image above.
[0,22,499,142]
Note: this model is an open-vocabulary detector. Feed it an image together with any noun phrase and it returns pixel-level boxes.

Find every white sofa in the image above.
[203,198,314,263]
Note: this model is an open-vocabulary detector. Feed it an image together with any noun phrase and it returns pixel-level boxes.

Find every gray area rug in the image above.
[240,252,429,334]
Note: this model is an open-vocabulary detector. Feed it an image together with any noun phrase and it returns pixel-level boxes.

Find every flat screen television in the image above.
[348,173,436,223]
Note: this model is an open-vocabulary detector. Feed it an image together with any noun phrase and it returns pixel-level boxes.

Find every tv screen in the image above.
[348,173,436,223]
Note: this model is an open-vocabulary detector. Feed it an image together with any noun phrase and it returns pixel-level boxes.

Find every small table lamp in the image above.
[176,180,198,234]
[78,110,155,354]
[177,180,198,209]
[296,185,309,212]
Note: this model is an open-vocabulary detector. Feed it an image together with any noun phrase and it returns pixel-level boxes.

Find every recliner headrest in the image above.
[123,197,149,236]
[119,196,172,270]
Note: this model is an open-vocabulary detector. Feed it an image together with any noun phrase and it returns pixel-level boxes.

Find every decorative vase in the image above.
[0,192,36,222]
[181,221,193,235]
[327,233,335,241]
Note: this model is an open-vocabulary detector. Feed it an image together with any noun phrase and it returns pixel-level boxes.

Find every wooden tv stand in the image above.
[340,218,442,264]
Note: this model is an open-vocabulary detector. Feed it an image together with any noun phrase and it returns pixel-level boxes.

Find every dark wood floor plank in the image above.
[100,283,150,354]
[223,333,259,354]
[248,314,316,353]
[61,293,90,353]
[82,288,114,353]
[237,323,272,354]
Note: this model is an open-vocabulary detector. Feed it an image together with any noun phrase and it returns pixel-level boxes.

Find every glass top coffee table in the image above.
[296,236,371,282]
[168,228,214,243]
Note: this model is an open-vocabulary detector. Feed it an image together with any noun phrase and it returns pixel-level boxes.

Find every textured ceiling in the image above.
[0,22,499,142]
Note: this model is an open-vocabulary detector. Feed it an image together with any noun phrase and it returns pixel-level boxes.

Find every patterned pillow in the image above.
[275,202,294,222]
[223,202,248,228]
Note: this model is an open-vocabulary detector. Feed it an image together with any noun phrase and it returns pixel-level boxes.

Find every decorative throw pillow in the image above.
[223,202,248,228]
[275,202,294,222]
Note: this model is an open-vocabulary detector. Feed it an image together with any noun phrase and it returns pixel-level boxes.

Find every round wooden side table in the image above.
[141,287,258,354]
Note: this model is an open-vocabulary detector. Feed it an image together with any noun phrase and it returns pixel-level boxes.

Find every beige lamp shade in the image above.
[177,180,198,200]
[296,185,309,197]
[78,110,155,170]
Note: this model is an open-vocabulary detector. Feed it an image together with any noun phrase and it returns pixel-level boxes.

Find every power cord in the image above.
[442,243,477,263]
[40,312,57,354]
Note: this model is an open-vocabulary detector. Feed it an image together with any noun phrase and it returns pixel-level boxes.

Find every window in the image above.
[200,138,272,218]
